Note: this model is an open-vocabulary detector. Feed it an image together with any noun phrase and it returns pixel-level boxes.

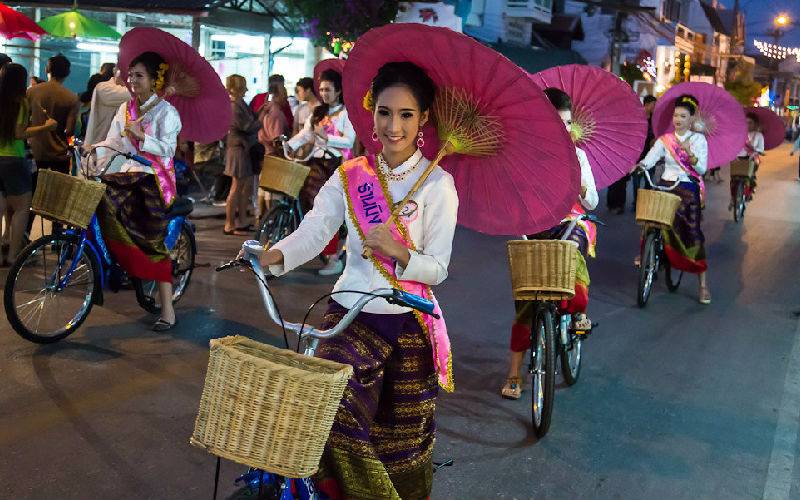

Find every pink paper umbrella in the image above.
[652,82,747,169]
[530,64,648,190]
[746,106,785,151]
[118,27,231,144]
[314,58,346,97]
[0,2,46,41]
[344,23,579,236]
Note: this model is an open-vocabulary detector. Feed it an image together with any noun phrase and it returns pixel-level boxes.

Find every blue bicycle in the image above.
[3,142,197,344]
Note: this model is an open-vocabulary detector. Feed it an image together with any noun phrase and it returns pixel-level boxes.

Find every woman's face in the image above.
[747,117,757,132]
[319,80,341,106]
[295,86,307,102]
[558,109,573,132]
[373,84,429,157]
[128,63,155,96]
[673,107,692,131]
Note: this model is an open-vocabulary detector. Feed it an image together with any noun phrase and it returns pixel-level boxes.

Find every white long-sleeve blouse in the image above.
[576,147,598,210]
[269,149,459,314]
[640,130,708,182]
[287,103,355,159]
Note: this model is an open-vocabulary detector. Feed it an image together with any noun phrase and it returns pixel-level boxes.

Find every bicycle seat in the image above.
[167,196,194,218]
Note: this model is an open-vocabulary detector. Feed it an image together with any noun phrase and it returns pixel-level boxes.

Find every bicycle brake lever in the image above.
[215,258,248,272]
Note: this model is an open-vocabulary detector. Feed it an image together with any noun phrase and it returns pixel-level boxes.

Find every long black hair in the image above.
[0,63,28,145]
[311,68,343,126]
[371,61,436,113]
[129,51,166,81]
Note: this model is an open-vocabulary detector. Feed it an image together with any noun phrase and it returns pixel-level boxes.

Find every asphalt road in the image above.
[2,144,800,499]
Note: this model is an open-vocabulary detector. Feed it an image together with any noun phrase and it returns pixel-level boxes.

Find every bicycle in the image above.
[254,138,336,247]
[635,166,683,308]
[3,140,197,343]
[214,240,450,499]
[518,213,603,438]
[729,157,757,223]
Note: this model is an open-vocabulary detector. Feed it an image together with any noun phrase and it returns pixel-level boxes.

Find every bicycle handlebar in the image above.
[216,241,438,354]
[277,136,337,164]
[635,164,680,192]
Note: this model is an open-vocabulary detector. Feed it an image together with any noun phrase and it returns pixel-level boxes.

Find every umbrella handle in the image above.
[361,147,448,260]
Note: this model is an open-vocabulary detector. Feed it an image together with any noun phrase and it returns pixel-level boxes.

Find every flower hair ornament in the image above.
[362,89,374,112]
[155,62,169,93]
[676,95,698,110]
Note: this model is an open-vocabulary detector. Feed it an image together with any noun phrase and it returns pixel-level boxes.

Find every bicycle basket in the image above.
[31,169,106,229]
[635,189,681,228]
[259,156,311,198]
[190,336,353,477]
[730,159,755,178]
[507,239,578,301]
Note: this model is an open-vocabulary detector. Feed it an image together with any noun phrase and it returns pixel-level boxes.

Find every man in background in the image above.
[84,67,131,147]
[250,73,293,131]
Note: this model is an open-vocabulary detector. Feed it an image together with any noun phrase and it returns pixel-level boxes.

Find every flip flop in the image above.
[223,228,249,236]
[152,318,177,332]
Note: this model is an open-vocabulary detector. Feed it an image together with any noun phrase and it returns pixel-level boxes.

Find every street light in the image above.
[775,14,790,27]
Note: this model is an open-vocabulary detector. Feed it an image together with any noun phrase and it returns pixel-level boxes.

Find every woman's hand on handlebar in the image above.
[237,245,285,268]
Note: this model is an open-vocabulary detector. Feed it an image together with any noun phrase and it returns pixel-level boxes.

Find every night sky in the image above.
[718,0,800,47]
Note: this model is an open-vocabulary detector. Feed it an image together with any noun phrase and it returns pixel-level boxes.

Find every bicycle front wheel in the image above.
[4,234,99,343]
[530,304,556,438]
[560,320,582,386]
[637,230,658,308]
[256,202,300,247]
[733,180,745,222]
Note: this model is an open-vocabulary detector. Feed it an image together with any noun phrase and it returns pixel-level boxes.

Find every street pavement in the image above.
[2,144,800,499]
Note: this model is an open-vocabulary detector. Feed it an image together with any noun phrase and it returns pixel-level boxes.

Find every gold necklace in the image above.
[377,152,423,182]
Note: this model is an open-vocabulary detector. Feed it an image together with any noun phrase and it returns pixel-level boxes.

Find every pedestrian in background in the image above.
[0,63,57,265]
[256,80,290,224]
[224,74,260,236]
[292,77,318,137]
[84,67,131,147]
[250,73,294,132]
[632,95,657,208]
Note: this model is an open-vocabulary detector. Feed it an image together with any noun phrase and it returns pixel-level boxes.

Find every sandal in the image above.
[501,377,522,400]
[699,287,711,305]
[573,313,592,331]
[152,318,177,332]
[223,228,249,236]
[633,255,641,268]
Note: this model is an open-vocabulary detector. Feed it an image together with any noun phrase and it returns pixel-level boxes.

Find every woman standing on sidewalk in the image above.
[285,68,355,276]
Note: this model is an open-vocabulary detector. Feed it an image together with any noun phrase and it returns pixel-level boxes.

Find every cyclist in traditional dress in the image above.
[257,61,456,500]
[501,88,599,400]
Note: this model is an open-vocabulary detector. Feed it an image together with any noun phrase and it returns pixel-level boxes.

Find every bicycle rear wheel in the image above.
[133,222,196,314]
[665,258,683,293]
[733,179,745,222]
[637,230,659,308]
[560,319,582,386]
[530,304,555,438]
[4,234,99,343]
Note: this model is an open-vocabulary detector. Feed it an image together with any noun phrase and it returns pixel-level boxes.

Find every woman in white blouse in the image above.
[93,51,182,331]
[732,111,765,203]
[286,68,355,276]
[501,87,599,400]
[637,94,710,304]
[257,61,456,500]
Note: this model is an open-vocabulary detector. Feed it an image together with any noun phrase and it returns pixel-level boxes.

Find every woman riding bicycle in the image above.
[636,94,710,304]
[285,68,355,276]
[256,61,457,500]
[91,51,182,331]
[501,88,598,400]
[730,112,764,205]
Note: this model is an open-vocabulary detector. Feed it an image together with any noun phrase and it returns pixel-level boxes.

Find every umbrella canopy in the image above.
[0,2,46,41]
[530,64,648,190]
[118,27,231,144]
[652,82,747,169]
[745,106,785,151]
[38,9,120,39]
[344,23,579,236]
[313,58,345,97]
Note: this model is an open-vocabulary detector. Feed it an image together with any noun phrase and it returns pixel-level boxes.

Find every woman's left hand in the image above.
[124,119,145,141]
[313,124,328,142]
[364,224,407,261]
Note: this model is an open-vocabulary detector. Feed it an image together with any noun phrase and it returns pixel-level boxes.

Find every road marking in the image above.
[763,318,800,500]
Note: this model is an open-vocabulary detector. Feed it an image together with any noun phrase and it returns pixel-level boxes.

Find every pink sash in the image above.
[126,100,177,206]
[320,114,353,161]
[662,132,705,202]
[340,156,454,392]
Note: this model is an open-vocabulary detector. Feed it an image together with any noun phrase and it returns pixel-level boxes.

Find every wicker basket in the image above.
[259,156,311,198]
[635,189,681,228]
[507,239,578,301]
[190,335,353,478]
[730,159,755,178]
[31,169,107,229]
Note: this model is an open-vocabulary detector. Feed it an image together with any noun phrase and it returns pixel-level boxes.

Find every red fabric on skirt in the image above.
[509,283,588,353]
[322,235,339,256]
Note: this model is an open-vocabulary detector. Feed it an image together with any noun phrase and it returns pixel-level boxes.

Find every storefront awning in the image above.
[490,42,586,73]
